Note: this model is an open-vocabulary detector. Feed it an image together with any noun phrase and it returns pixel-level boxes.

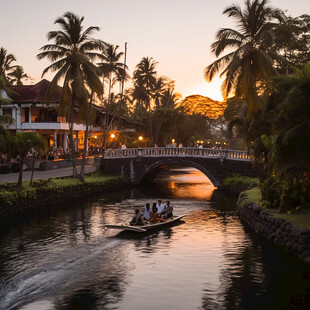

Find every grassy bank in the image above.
[238,187,310,230]
[0,172,129,218]
[222,174,259,193]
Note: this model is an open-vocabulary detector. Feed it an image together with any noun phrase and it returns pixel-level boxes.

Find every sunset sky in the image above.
[1,0,309,101]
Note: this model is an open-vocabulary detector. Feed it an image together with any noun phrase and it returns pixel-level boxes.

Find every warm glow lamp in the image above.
[111,133,115,139]
[138,136,143,141]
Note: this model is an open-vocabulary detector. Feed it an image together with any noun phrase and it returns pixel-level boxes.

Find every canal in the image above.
[1,167,310,309]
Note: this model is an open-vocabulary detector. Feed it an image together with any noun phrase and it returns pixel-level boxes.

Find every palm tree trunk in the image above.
[101,74,113,149]
[80,90,94,181]
[69,97,77,178]
[153,101,170,144]
[149,112,153,146]
[102,114,116,148]
[17,156,24,187]
[30,150,35,186]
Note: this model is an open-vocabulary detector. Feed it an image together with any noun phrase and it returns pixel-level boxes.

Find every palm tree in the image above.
[133,57,157,110]
[205,0,282,118]
[152,76,167,108]
[37,12,104,178]
[7,66,29,85]
[97,44,128,148]
[0,47,17,83]
[152,81,182,144]
[12,132,46,187]
[133,57,158,143]
[98,44,126,101]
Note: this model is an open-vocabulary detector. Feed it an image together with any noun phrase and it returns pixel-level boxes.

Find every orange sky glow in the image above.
[1,0,309,102]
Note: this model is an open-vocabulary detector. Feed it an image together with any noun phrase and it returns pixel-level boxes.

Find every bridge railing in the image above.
[103,147,252,161]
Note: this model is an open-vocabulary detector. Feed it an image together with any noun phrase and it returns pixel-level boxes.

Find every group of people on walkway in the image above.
[130,200,173,226]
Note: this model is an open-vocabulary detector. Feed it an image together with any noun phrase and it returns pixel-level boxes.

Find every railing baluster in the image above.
[102,147,251,161]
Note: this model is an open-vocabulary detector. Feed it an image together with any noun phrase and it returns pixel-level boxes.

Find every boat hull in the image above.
[105,215,185,233]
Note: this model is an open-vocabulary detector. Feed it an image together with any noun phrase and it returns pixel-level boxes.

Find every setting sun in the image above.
[182,75,224,101]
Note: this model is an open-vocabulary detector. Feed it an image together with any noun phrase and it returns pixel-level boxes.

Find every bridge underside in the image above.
[102,156,257,187]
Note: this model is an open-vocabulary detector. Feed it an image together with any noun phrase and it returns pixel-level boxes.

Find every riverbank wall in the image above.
[0,175,129,219]
[237,190,310,265]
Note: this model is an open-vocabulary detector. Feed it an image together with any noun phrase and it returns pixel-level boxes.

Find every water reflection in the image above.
[0,167,310,310]
[153,167,216,200]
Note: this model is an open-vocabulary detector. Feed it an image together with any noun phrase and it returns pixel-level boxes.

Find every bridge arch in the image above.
[134,158,220,187]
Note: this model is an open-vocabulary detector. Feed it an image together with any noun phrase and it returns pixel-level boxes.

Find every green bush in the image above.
[259,176,281,209]
[260,174,310,212]
[223,174,259,193]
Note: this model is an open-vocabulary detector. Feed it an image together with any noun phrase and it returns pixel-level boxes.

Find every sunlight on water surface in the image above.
[0,167,309,310]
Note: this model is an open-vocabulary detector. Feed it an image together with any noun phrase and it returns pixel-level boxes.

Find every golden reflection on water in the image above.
[155,167,216,200]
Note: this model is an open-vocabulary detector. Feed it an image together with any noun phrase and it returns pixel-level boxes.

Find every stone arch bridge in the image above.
[102,147,257,187]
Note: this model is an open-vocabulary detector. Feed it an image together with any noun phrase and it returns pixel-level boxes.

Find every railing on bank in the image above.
[103,147,252,161]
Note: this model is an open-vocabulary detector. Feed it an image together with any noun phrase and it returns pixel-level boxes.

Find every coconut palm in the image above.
[97,44,127,148]
[98,44,127,100]
[7,66,29,85]
[205,0,283,118]
[152,82,182,144]
[12,132,46,187]
[133,57,157,110]
[37,12,104,178]
[133,57,158,143]
[152,76,167,108]
[0,47,17,83]
[274,14,310,73]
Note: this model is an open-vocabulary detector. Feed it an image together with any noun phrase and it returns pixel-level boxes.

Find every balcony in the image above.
[21,121,86,131]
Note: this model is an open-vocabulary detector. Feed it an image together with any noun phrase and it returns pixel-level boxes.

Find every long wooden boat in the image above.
[105,214,186,233]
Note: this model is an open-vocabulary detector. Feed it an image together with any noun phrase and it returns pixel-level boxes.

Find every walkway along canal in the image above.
[0,167,310,309]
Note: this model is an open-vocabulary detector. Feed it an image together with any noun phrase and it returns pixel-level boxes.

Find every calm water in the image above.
[1,167,310,310]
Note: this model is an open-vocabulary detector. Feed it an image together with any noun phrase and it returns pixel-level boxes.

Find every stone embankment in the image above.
[237,191,310,264]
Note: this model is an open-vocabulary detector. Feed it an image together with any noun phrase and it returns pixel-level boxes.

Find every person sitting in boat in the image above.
[130,209,143,226]
[161,201,173,219]
[156,200,165,216]
[143,203,152,221]
[147,203,160,223]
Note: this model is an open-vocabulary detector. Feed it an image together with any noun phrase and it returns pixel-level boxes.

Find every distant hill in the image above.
[179,95,226,119]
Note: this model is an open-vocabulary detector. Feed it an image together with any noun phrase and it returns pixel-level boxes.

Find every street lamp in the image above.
[111,133,115,139]
[138,136,143,141]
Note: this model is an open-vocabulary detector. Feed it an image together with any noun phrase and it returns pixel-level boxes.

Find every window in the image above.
[3,108,12,116]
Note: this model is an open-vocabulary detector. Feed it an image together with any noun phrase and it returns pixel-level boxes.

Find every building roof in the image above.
[93,104,142,126]
[8,79,62,104]
[7,79,142,126]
